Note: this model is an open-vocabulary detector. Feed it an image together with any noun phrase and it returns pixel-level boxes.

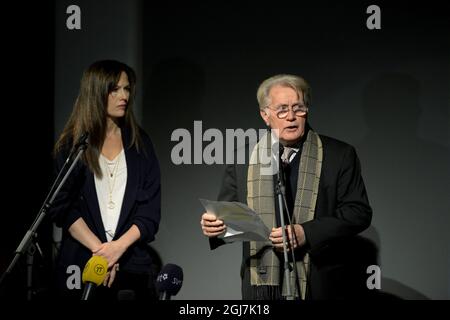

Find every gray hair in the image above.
[256,74,311,110]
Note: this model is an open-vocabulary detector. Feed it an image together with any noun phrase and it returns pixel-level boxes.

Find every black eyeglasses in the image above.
[265,103,308,119]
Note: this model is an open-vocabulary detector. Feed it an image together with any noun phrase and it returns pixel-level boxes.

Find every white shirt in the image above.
[94,149,127,242]
[270,132,300,164]
[284,146,299,163]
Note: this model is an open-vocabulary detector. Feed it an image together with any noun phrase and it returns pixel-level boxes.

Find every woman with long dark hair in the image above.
[53,60,161,300]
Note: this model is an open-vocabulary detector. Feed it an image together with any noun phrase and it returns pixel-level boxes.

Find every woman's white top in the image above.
[94,149,127,242]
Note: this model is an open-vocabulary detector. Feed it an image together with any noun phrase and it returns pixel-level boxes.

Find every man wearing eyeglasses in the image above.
[201,74,373,300]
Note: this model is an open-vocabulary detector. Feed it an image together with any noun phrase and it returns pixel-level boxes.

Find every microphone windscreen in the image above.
[82,256,108,286]
[155,264,183,296]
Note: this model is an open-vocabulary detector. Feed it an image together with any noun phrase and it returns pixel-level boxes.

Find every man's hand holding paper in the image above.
[199,199,270,242]
[200,212,227,237]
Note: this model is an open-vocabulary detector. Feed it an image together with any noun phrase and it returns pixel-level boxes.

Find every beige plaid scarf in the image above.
[247,129,322,299]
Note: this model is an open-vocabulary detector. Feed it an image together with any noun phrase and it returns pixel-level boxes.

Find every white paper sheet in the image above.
[200,198,270,242]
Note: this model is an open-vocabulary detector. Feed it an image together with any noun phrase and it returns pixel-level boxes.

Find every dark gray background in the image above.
[3,0,448,300]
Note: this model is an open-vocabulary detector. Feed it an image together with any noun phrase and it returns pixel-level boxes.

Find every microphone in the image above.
[278,143,286,187]
[75,131,89,148]
[155,264,183,300]
[279,144,284,164]
[81,256,108,300]
[67,131,89,161]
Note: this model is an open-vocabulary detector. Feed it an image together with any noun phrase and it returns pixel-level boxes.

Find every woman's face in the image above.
[107,71,130,119]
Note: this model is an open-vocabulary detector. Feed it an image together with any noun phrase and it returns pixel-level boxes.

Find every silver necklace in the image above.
[103,153,121,210]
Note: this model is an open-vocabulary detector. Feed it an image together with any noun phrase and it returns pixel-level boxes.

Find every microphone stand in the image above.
[0,133,88,299]
[282,192,302,300]
[275,146,301,300]
[275,150,294,300]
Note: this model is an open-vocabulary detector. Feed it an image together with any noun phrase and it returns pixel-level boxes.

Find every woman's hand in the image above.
[93,241,127,268]
[102,263,119,288]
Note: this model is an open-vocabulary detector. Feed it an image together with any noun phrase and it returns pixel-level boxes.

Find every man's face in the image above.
[260,85,307,146]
